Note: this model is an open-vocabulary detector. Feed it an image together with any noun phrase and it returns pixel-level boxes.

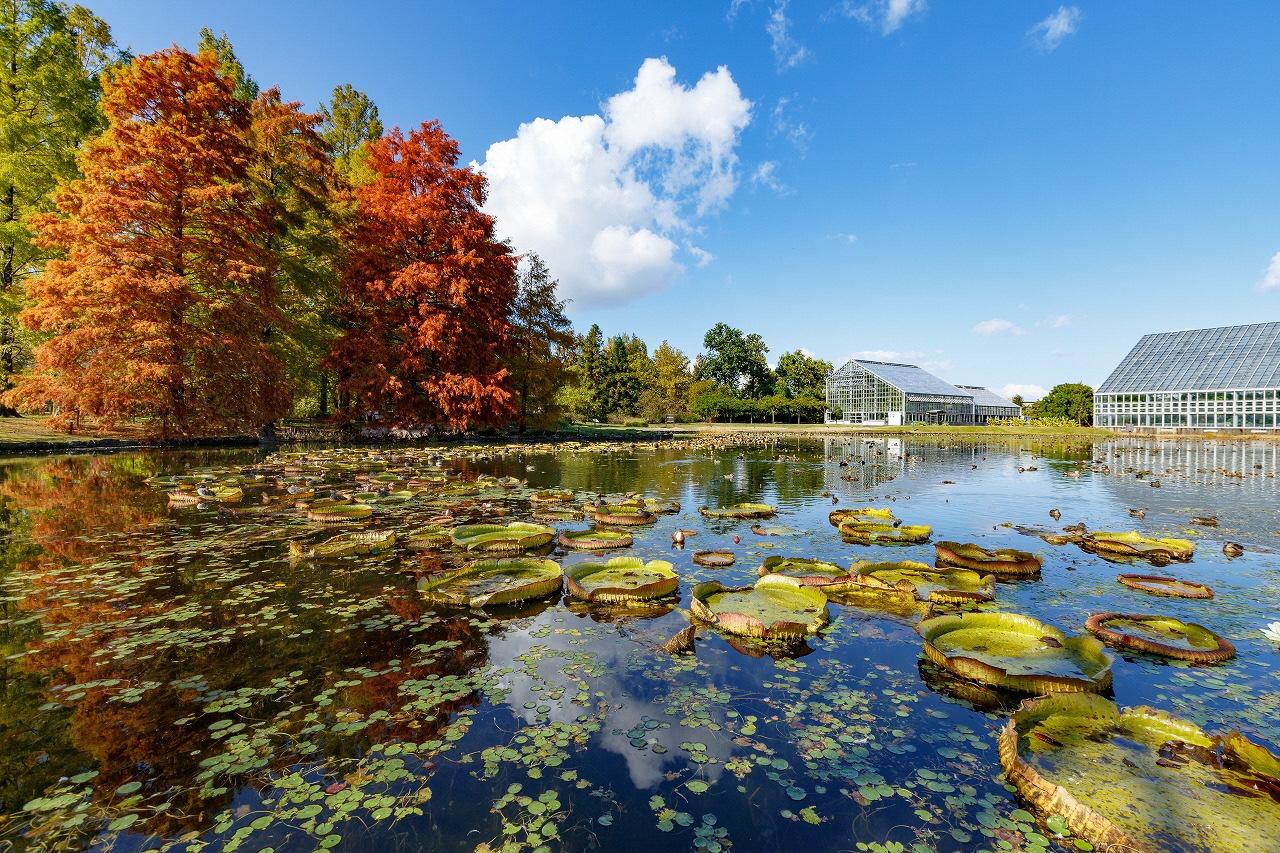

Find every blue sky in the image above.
[90,0,1280,400]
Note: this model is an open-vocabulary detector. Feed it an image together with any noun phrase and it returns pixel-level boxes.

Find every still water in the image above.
[0,436,1277,852]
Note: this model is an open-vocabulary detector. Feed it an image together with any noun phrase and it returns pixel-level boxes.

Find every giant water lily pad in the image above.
[290,530,395,560]
[592,504,657,526]
[168,484,243,505]
[1084,612,1235,663]
[530,488,575,504]
[306,500,373,523]
[1081,530,1195,563]
[999,692,1280,853]
[418,558,563,607]
[691,575,828,639]
[935,541,1042,577]
[829,507,897,527]
[848,560,996,605]
[449,522,555,552]
[917,612,1113,693]
[1117,573,1214,599]
[839,519,931,545]
[558,528,633,550]
[757,556,850,586]
[699,502,776,519]
[564,557,678,603]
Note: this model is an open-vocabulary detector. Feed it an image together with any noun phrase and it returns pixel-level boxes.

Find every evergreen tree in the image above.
[506,252,573,430]
[196,27,258,101]
[600,336,640,416]
[320,83,383,185]
[577,324,605,420]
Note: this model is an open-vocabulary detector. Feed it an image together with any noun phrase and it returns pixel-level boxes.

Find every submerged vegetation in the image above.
[0,434,1277,853]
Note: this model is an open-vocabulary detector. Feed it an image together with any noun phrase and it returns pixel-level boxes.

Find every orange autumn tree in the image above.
[329,121,516,429]
[6,47,288,437]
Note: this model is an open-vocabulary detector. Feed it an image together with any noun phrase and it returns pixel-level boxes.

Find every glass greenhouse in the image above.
[1095,322,1280,431]
[824,360,1019,425]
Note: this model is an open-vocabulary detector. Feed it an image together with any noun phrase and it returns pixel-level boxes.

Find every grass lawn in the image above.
[0,416,145,446]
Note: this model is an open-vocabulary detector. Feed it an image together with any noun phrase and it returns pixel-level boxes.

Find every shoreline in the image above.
[3,418,1277,458]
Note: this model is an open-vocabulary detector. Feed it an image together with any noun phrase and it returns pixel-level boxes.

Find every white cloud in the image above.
[828,232,859,243]
[770,96,813,155]
[1030,6,1082,52]
[842,349,954,376]
[687,245,715,268]
[1001,383,1046,401]
[767,2,812,70]
[837,0,927,35]
[727,0,751,22]
[750,160,788,193]
[972,318,1027,337]
[1038,313,1074,328]
[479,58,752,307]
[1260,250,1280,291]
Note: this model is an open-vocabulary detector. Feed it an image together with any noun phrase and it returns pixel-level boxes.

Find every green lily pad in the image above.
[699,502,776,519]
[1083,613,1234,663]
[918,612,1113,694]
[1001,693,1280,853]
[290,530,395,560]
[838,519,932,545]
[558,528,633,550]
[564,557,678,603]
[935,541,1042,577]
[848,560,995,605]
[450,522,555,552]
[418,558,563,607]
[691,574,828,639]
[1081,531,1195,563]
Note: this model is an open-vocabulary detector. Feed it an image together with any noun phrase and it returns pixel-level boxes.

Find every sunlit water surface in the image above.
[1,437,1277,852]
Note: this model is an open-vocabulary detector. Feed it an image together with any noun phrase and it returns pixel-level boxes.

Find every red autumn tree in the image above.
[6,47,288,437]
[329,121,516,430]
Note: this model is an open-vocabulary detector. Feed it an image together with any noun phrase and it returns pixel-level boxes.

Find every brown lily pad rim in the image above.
[1116,573,1214,599]
[693,549,736,567]
[558,529,634,550]
[593,507,657,526]
[690,575,829,639]
[563,557,678,603]
[998,693,1280,853]
[935,541,1043,577]
[1084,612,1235,663]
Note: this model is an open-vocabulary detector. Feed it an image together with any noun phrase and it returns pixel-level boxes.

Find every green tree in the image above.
[506,253,574,430]
[599,335,640,416]
[773,349,831,398]
[574,324,605,420]
[700,322,772,397]
[1011,393,1025,408]
[0,0,115,410]
[638,340,691,421]
[196,27,258,101]
[1034,382,1094,425]
[320,83,383,185]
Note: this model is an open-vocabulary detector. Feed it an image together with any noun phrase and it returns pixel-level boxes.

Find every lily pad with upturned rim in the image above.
[693,550,735,567]
[699,502,777,519]
[564,557,678,603]
[404,525,452,550]
[839,520,931,545]
[828,507,897,527]
[1080,530,1195,563]
[558,528,634,550]
[935,541,1042,578]
[999,692,1280,853]
[417,558,563,608]
[757,556,849,586]
[691,574,828,639]
[1116,573,1214,599]
[592,504,657,526]
[917,612,1113,694]
[306,501,373,524]
[848,560,996,605]
[449,522,555,552]
[290,530,396,560]
[1083,612,1235,663]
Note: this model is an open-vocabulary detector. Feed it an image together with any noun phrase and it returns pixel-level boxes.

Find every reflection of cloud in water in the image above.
[485,618,733,789]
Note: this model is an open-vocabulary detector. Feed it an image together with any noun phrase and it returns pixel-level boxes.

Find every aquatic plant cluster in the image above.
[0,436,1277,852]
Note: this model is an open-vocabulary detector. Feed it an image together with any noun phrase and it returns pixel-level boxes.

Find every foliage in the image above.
[1030,382,1094,425]
[699,323,771,396]
[773,350,831,399]
[506,253,573,430]
[328,122,516,430]
[320,83,383,186]
[637,341,692,422]
[6,48,288,436]
[0,0,116,406]
[196,27,258,101]
[599,336,641,416]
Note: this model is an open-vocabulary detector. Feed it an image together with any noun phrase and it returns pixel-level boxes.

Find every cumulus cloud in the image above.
[972,318,1027,337]
[1001,383,1046,401]
[842,349,954,376]
[828,232,859,243]
[1260,251,1280,291]
[837,0,927,35]
[479,58,752,306]
[767,2,812,70]
[1030,6,1082,52]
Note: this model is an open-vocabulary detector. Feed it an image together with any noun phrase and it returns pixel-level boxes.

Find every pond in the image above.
[0,436,1278,852]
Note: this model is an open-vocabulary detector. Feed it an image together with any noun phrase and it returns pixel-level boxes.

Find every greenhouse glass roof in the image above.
[844,360,969,398]
[1096,322,1280,394]
[954,385,1018,408]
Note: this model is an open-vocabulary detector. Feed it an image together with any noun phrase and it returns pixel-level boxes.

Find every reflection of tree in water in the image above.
[0,456,489,843]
